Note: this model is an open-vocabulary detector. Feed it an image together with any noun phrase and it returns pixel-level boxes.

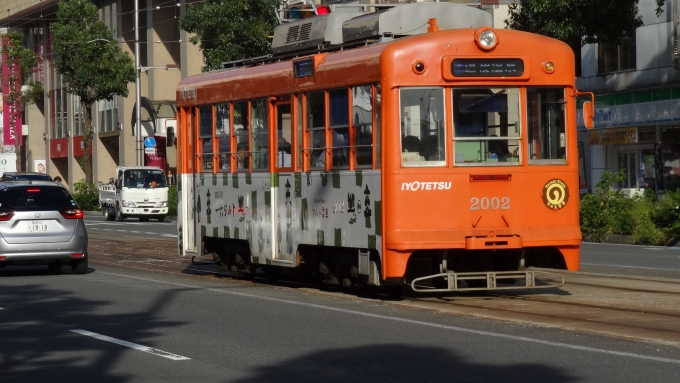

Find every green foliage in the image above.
[179,0,279,72]
[581,170,667,245]
[51,0,136,185]
[506,0,646,49]
[168,185,178,217]
[72,180,101,211]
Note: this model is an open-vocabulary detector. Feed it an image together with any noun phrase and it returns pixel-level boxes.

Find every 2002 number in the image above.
[470,197,510,210]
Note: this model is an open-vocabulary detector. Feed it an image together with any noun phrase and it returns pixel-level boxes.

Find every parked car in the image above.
[0,182,88,274]
[1,172,53,182]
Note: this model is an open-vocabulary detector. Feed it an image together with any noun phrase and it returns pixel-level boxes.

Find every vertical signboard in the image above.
[144,136,167,172]
[2,35,23,146]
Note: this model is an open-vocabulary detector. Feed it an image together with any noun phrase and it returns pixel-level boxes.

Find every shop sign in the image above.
[587,127,638,145]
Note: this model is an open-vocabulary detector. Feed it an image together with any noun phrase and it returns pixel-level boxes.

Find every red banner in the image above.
[2,35,23,146]
[144,136,167,172]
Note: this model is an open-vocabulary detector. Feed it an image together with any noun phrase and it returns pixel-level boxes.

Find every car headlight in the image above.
[156,201,168,208]
[122,200,136,207]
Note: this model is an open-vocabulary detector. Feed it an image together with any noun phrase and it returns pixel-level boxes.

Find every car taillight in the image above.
[26,189,40,193]
[0,210,14,221]
[60,208,84,219]
[72,253,84,258]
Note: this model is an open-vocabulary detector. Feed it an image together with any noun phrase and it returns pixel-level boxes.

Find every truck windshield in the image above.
[123,169,167,188]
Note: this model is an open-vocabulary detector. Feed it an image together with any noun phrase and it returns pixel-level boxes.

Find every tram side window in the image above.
[527,88,567,164]
[400,88,445,167]
[353,85,373,167]
[307,91,326,169]
[452,88,521,165]
[216,103,231,172]
[234,101,249,171]
[329,89,349,168]
[199,105,213,172]
[276,102,292,168]
[251,99,269,171]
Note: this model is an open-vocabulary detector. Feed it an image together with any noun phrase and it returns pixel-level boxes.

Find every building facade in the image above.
[577,0,680,195]
[0,0,202,189]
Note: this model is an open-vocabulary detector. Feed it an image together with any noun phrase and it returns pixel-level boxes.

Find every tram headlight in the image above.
[543,60,555,74]
[475,29,498,51]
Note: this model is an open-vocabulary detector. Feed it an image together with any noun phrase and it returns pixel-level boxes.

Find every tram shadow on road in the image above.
[0,270,189,383]
[227,344,578,383]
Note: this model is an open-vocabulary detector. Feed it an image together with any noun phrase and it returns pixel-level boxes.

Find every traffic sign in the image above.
[144,137,156,148]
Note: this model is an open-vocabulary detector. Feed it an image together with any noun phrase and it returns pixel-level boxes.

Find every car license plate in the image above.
[28,221,48,232]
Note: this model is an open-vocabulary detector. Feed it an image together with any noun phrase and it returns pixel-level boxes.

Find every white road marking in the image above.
[161,234,178,238]
[645,247,664,251]
[100,271,680,366]
[70,329,190,361]
[581,263,680,271]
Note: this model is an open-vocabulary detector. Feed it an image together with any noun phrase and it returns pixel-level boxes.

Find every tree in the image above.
[51,0,135,185]
[179,0,279,72]
[2,31,45,171]
[505,0,667,76]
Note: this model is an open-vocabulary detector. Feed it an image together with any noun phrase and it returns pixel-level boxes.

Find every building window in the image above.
[598,37,636,74]
[98,98,118,132]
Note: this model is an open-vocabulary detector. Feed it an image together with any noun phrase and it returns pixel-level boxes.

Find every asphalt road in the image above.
[1,263,679,383]
[84,214,177,239]
[580,242,680,279]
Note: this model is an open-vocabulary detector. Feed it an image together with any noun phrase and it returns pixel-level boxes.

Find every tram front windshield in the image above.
[453,87,521,164]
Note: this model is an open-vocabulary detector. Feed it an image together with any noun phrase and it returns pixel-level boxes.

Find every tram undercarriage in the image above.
[201,236,568,293]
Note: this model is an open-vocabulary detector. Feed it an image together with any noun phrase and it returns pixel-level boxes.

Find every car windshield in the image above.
[6,174,53,181]
[123,169,167,188]
[0,186,76,211]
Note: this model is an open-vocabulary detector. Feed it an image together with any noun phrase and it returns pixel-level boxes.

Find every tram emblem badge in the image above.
[542,179,569,210]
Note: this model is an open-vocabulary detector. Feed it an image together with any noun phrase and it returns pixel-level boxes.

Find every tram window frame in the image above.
[275,99,293,170]
[198,105,214,172]
[233,100,250,172]
[296,94,304,171]
[251,98,269,171]
[215,102,232,172]
[329,88,350,169]
[375,83,381,169]
[451,87,522,166]
[306,91,327,170]
[399,87,446,168]
[352,84,374,169]
[527,87,567,165]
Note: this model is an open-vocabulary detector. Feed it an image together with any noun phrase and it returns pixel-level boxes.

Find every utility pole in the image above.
[134,0,142,166]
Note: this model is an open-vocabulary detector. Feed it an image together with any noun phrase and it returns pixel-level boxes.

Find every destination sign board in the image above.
[294,59,314,78]
[451,59,524,77]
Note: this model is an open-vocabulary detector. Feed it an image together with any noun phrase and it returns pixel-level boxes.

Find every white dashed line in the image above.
[70,329,190,361]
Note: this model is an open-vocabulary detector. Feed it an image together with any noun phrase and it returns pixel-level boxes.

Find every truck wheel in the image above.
[157,216,165,222]
[108,207,116,221]
[116,208,125,222]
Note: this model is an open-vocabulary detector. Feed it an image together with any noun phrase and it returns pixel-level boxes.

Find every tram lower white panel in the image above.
[191,171,382,265]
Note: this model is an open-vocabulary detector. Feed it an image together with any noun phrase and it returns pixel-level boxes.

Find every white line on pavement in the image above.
[161,234,178,238]
[70,329,190,361]
[99,271,680,366]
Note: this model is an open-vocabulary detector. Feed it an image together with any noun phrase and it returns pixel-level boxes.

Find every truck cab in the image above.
[100,166,169,222]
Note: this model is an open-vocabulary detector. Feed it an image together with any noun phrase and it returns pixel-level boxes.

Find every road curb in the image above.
[84,210,177,222]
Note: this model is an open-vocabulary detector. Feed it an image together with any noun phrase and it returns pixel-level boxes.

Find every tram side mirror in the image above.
[577,91,595,130]
[583,100,594,129]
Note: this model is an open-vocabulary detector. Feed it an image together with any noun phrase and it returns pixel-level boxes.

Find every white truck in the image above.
[99,166,169,222]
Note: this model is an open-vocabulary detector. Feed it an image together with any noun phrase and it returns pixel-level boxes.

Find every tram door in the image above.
[273,99,294,261]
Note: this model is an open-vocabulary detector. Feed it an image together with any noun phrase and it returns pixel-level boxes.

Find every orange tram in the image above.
[175,3,593,293]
